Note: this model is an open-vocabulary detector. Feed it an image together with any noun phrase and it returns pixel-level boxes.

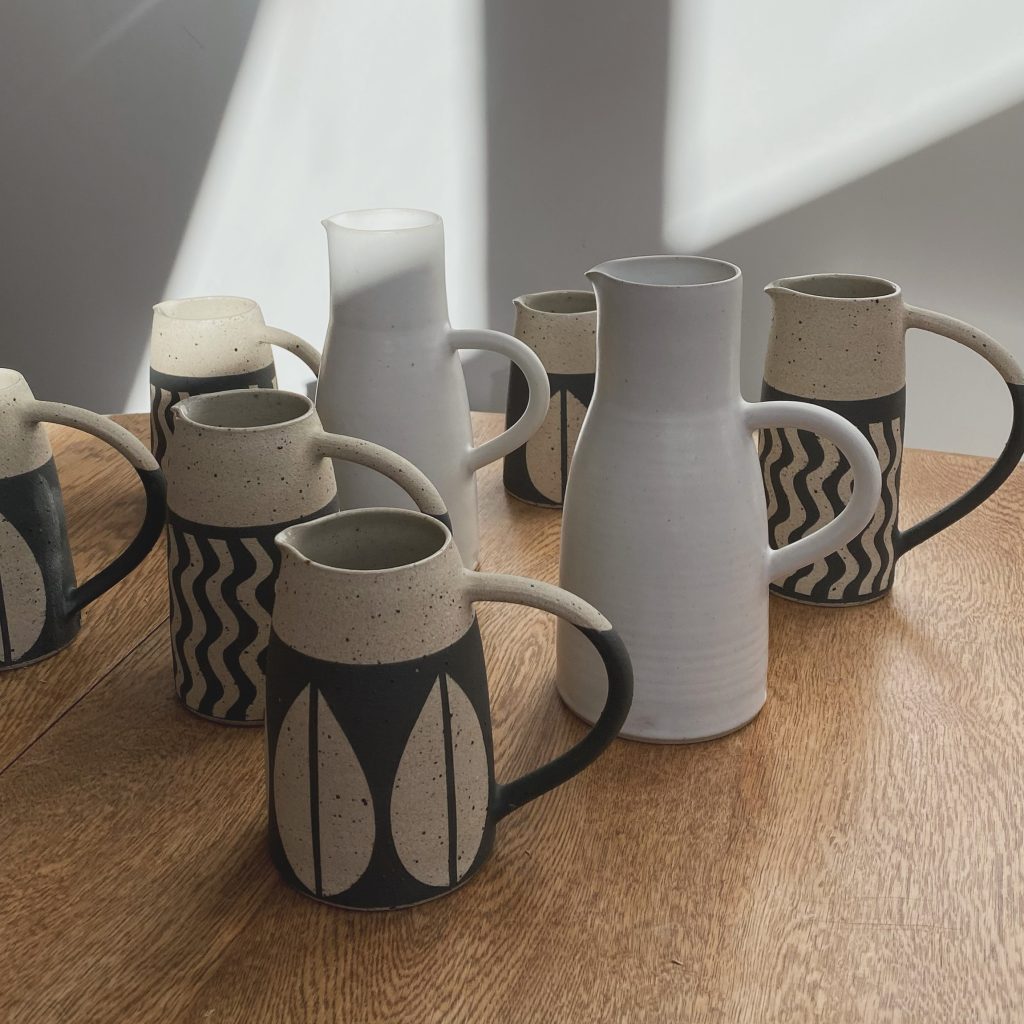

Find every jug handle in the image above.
[26,402,166,615]
[742,400,882,585]
[896,306,1024,554]
[447,329,550,473]
[264,326,322,377]
[313,430,450,525]
[461,572,633,820]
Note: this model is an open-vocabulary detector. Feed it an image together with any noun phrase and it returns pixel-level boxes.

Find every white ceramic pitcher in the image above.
[557,256,883,743]
[315,209,550,568]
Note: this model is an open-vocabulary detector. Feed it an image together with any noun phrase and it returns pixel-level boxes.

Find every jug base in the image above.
[177,701,263,728]
[503,487,563,511]
[0,634,77,672]
[557,688,766,745]
[769,586,892,608]
[282,852,489,912]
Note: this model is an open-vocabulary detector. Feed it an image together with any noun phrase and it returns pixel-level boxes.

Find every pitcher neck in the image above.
[589,257,743,413]
[323,209,450,330]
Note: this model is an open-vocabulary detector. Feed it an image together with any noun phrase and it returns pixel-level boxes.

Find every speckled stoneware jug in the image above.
[503,290,597,507]
[761,274,1024,606]
[162,389,447,725]
[316,209,550,569]
[265,507,633,909]
[0,369,165,669]
[557,257,883,743]
[149,296,321,464]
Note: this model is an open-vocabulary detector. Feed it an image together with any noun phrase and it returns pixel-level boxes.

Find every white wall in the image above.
[4,0,1023,459]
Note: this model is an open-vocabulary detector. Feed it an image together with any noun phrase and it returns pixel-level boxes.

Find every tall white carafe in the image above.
[315,209,549,568]
[557,256,883,742]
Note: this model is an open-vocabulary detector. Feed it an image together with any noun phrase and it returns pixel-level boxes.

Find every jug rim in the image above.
[514,289,596,316]
[587,255,740,289]
[153,295,259,320]
[766,273,901,301]
[174,388,314,432]
[322,208,442,233]
[0,369,26,392]
[276,507,454,576]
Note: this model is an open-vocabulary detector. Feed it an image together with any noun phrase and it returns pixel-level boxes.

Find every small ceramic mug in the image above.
[0,369,165,669]
[503,290,597,507]
[149,296,321,463]
[265,507,633,909]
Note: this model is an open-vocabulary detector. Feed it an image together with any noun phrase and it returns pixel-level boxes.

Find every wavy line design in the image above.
[167,522,279,722]
[150,385,186,464]
[760,415,903,604]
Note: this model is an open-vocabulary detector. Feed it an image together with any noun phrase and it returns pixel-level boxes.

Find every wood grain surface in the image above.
[1,413,1022,1023]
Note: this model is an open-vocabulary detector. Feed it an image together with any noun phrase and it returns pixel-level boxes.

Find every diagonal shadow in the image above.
[0,0,262,412]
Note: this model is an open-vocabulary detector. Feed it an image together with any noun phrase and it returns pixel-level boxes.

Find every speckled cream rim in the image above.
[768,274,902,301]
[276,507,455,576]
[153,296,259,320]
[0,369,25,391]
[588,255,740,288]
[175,389,315,432]
[514,290,596,315]
[322,208,441,232]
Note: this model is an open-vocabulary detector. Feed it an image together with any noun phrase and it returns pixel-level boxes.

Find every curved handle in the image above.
[264,325,321,376]
[897,305,1024,554]
[462,571,632,820]
[448,328,550,472]
[743,400,882,585]
[27,402,167,615]
[313,429,450,527]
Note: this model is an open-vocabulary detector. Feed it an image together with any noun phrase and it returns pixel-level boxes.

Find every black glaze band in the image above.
[896,381,1024,555]
[66,467,167,614]
[150,364,277,393]
[494,626,633,820]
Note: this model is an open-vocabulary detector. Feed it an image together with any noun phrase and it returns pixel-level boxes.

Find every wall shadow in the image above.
[479,0,673,407]
[0,0,262,411]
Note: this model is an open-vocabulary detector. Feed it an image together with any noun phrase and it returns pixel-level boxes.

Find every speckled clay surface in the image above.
[557,257,882,743]
[503,291,597,507]
[162,390,446,724]
[149,296,320,463]
[0,369,165,669]
[265,507,633,909]
[315,208,550,568]
[761,274,1024,606]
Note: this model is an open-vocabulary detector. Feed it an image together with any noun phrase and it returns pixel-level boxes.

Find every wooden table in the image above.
[3,413,1023,1023]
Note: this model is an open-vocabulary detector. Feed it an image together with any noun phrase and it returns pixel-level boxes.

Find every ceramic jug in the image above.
[315,208,550,568]
[0,369,165,669]
[760,273,1024,606]
[556,257,883,743]
[503,290,597,507]
[265,506,632,909]
[162,388,447,725]
[149,295,321,463]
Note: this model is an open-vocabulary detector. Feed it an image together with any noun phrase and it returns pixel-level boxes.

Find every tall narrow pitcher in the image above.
[315,209,550,569]
[557,257,883,743]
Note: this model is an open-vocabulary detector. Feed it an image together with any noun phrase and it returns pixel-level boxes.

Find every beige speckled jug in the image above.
[761,273,1024,605]
[503,290,597,507]
[265,507,633,909]
[162,389,447,726]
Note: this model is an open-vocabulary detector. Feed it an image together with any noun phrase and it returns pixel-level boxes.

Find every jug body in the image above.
[266,507,633,909]
[557,258,882,742]
[761,274,1024,605]
[0,370,165,669]
[503,290,597,507]
[149,296,320,464]
[315,209,549,569]
[162,389,449,725]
